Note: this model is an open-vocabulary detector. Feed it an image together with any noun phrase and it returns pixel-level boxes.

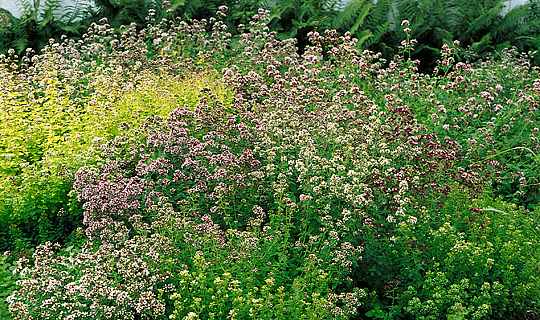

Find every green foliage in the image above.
[0,42,234,251]
[0,0,88,54]
[227,0,266,28]
[87,0,153,27]
[458,0,531,55]
[2,0,540,69]
[3,8,540,320]
[454,0,530,51]
[84,0,210,27]
[397,187,540,319]
[8,200,363,319]
[357,185,540,320]
[369,38,540,210]
[265,0,341,47]
[0,254,18,320]
[395,0,456,67]
[333,0,395,52]
[516,0,540,66]
[334,0,372,35]
[164,204,358,320]
[388,0,537,69]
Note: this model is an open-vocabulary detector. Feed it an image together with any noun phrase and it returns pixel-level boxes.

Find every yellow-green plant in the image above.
[0,50,234,250]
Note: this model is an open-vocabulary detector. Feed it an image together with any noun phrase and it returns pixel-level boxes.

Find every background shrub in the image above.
[2,0,540,69]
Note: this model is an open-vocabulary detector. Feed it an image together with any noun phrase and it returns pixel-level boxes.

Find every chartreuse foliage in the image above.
[0,48,234,251]
[358,185,540,319]
[161,199,360,320]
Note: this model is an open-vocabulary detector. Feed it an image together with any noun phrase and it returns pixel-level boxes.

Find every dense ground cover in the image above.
[1,5,539,320]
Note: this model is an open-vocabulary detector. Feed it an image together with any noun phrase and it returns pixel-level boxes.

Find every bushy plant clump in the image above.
[369,32,540,210]
[396,188,540,319]
[3,5,540,320]
[0,19,234,251]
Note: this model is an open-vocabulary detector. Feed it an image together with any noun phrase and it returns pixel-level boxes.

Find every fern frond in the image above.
[269,0,294,23]
[433,27,454,43]
[349,4,371,34]
[470,32,492,51]
[333,0,369,29]
[17,0,37,18]
[364,21,391,46]
[62,0,92,24]
[416,43,440,55]
[92,0,120,20]
[364,0,391,25]
[464,0,503,37]
[12,36,29,53]
[491,3,529,38]
[0,12,8,28]
[396,0,421,22]
[355,29,372,46]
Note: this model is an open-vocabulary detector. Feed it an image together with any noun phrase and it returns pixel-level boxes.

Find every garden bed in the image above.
[1,6,539,320]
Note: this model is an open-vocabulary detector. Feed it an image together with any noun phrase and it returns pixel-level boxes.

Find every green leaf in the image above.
[350,3,372,34]
[470,33,491,52]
